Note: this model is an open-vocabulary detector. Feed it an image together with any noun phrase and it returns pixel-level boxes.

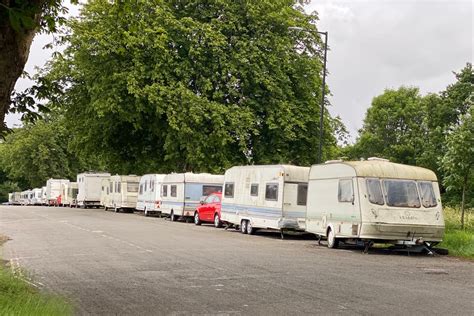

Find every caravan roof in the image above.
[225,165,309,182]
[311,161,437,181]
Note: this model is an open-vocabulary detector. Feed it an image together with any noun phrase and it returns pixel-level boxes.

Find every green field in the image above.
[439,207,474,259]
[0,236,72,316]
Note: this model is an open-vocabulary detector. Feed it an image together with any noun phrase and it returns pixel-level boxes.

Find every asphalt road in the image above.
[1,205,473,315]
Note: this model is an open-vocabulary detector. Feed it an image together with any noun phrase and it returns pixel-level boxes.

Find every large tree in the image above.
[0,0,72,133]
[31,0,338,174]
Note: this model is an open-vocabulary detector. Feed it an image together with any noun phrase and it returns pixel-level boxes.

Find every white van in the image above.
[160,173,224,221]
[61,182,78,207]
[105,175,140,212]
[221,165,310,235]
[100,178,110,208]
[306,159,445,250]
[77,172,111,208]
[46,179,70,205]
[136,174,166,216]
[31,188,43,205]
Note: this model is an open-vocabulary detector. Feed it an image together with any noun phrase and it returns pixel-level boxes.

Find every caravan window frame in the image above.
[338,179,354,203]
[250,184,259,197]
[382,179,421,208]
[417,181,437,208]
[265,183,279,201]
[162,185,168,197]
[366,178,384,205]
[224,183,234,198]
[297,183,308,206]
[170,185,177,197]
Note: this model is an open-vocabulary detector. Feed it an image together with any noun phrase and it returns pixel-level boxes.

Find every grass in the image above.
[439,207,474,259]
[0,235,72,316]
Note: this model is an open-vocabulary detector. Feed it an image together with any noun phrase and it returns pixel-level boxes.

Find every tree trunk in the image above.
[0,1,41,132]
[461,174,467,229]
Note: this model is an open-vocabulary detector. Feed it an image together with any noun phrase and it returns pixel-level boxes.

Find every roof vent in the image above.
[367,157,389,162]
[324,159,343,164]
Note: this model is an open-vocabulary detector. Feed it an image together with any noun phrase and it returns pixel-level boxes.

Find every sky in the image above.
[6,0,473,141]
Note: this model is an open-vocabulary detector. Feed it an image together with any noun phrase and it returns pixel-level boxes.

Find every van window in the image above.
[265,183,279,201]
[171,185,177,197]
[297,183,308,206]
[224,183,234,198]
[127,182,139,193]
[338,179,353,203]
[366,178,384,205]
[250,184,258,196]
[418,181,437,208]
[162,185,168,197]
[383,180,420,208]
[202,185,221,196]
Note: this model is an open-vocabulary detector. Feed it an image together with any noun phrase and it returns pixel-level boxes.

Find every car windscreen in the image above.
[382,180,421,208]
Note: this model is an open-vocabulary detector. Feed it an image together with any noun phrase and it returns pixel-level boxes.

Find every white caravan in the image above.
[46,179,70,205]
[41,186,47,205]
[8,193,13,205]
[106,175,140,212]
[77,172,111,208]
[20,190,33,205]
[61,182,78,207]
[161,173,224,221]
[100,178,110,208]
[11,192,21,205]
[221,165,310,235]
[31,188,43,205]
[306,159,445,250]
[136,174,166,216]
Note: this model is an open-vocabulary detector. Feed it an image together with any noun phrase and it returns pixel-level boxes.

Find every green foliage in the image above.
[0,180,20,203]
[440,207,474,259]
[0,116,102,189]
[32,0,339,174]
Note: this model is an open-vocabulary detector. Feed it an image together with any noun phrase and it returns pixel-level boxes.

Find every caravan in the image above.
[105,175,140,212]
[100,178,110,208]
[306,159,445,249]
[41,186,48,205]
[46,179,70,206]
[62,182,78,207]
[160,173,224,221]
[31,188,43,205]
[136,174,166,216]
[10,192,21,205]
[220,165,309,235]
[20,190,33,205]
[77,172,111,208]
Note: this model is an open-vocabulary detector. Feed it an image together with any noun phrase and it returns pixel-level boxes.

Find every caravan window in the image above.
[418,181,437,208]
[162,185,168,197]
[383,180,420,208]
[171,185,177,197]
[366,178,384,205]
[139,184,143,194]
[203,185,221,196]
[297,183,308,206]
[144,181,147,192]
[127,182,139,193]
[224,183,234,198]
[265,183,279,201]
[117,182,121,193]
[110,182,113,193]
[250,184,259,196]
[151,181,154,192]
[338,179,353,203]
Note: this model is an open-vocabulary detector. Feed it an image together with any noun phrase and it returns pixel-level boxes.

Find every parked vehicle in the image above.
[306,158,445,250]
[31,188,43,205]
[77,172,111,208]
[136,174,166,216]
[105,175,140,212]
[160,173,224,221]
[46,179,70,206]
[100,178,110,208]
[41,186,48,205]
[20,190,33,205]
[221,165,309,236]
[8,193,13,205]
[10,192,21,205]
[194,192,223,227]
[61,182,78,207]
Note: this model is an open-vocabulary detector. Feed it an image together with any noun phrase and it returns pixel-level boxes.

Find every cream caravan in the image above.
[306,159,445,250]
[41,186,47,205]
[105,175,140,212]
[46,179,70,205]
[221,165,309,235]
[100,178,110,208]
[136,174,166,216]
[31,188,43,205]
[61,182,78,207]
[77,172,111,208]
[160,173,224,221]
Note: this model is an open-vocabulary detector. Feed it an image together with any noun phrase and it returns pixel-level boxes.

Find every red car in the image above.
[194,193,223,228]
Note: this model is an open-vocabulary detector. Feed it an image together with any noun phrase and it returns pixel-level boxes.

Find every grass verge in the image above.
[439,207,474,259]
[0,235,72,315]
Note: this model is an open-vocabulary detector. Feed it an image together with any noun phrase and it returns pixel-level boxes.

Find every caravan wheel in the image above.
[246,221,255,235]
[327,228,339,249]
[240,220,248,234]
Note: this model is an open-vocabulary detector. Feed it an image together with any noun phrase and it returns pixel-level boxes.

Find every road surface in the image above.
[1,205,473,315]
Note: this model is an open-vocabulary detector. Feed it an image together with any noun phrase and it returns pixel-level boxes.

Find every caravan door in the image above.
[283,182,307,230]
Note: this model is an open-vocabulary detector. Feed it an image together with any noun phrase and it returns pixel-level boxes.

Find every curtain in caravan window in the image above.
[418,181,437,208]
[224,183,234,198]
[366,178,384,205]
[265,183,278,201]
[171,185,177,197]
[338,179,353,203]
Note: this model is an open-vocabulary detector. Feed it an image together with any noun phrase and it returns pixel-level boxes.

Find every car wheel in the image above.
[194,212,201,225]
[240,220,248,234]
[247,220,255,235]
[327,228,339,249]
[214,214,222,228]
